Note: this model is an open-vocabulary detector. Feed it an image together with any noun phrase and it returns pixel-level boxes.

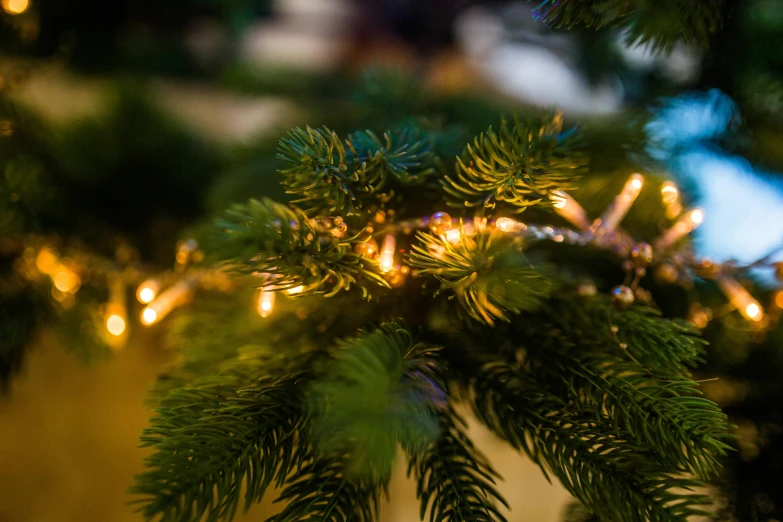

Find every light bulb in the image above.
[745,303,762,321]
[379,234,396,273]
[496,217,517,232]
[53,268,80,293]
[776,291,783,309]
[106,314,126,336]
[661,181,679,204]
[445,228,461,244]
[550,190,591,231]
[257,290,275,317]
[593,174,644,234]
[141,307,158,325]
[550,192,567,209]
[136,279,160,304]
[689,208,704,225]
[287,285,304,295]
[2,0,29,15]
[35,247,58,274]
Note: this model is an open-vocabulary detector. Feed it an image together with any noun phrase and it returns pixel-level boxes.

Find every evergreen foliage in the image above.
[531,0,723,51]
[133,108,731,522]
[442,113,585,213]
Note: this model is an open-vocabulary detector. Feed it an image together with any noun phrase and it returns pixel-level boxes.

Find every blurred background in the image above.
[1,0,783,520]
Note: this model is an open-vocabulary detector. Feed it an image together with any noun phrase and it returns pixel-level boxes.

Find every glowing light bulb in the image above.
[141,307,158,325]
[106,314,126,336]
[445,228,461,244]
[745,303,762,321]
[661,181,679,204]
[496,217,517,232]
[2,0,29,15]
[257,290,275,317]
[379,234,395,273]
[654,208,705,252]
[550,190,591,231]
[35,247,58,274]
[717,276,764,323]
[53,268,80,293]
[136,279,160,304]
[593,174,644,234]
[287,285,304,295]
[776,291,783,309]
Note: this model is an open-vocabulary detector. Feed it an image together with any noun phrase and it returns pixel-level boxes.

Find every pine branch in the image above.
[471,362,715,522]
[132,371,311,522]
[309,322,444,481]
[561,501,600,522]
[406,406,510,522]
[278,123,454,217]
[442,113,585,213]
[530,0,722,51]
[408,228,552,325]
[212,197,387,297]
[267,452,386,522]
[527,296,707,376]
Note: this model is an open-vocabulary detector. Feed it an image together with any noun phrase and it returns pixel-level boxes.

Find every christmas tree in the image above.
[2,0,783,521]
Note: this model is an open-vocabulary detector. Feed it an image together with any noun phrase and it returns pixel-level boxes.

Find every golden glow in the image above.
[106,314,126,336]
[595,173,644,234]
[630,177,643,191]
[35,247,58,274]
[379,234,396,273]
[257,290,275,317]
[175,251,189,264]
[496,217,517,232]
[654,208,705,252]
[745,303,762,321]
[689,208,704,225]
[141,307,158,325]
[136,279,160,304]
[53,269,80,293]
[550,191,567,209]
[661,181,679,204]
[287,285,304,295]
[775,291,783,309]
[2,0,29,15]
[445,228,461,244]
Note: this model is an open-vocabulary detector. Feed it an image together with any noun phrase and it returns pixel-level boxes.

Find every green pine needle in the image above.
[442,112,585,212]
[309,323,444,481]
[406,407,510,522]
[212,197,387,297]
[408,228,552,325]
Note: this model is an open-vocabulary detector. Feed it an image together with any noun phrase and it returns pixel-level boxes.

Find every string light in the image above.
[495,217,526,233]
[445,228,461,244]
[2,0,29,15]
[257,289,275,317]
[379,234,396,273]
[775,291,783,309]
[661,180,683,219]
[104,276,127,345]
[287,285,304,295]
[717,276,764,322]
[136,279,160,304]
[654,208,704,252]
[592,174,644,234]
[35,247,58,274]
[550,190,591,231]
[140,278,195,326]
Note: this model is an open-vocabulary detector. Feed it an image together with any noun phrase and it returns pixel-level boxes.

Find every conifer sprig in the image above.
[442,113,585,212]
[531,0,722,51]
[472,362,716,522]
[406,406,510,522]
[212,197,387,296]
[408,228,552,325]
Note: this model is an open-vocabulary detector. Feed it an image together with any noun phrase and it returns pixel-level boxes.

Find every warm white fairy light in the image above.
[661,181,679,204]
[257,289,275,317]
[495,217,526,233]
[287,285,304,295]
[105,276,127,345]
[654,208,704,252]
[593,174,645,234]
[136,278,160,304]
[140,278,194,326]
[445,228,461,244]
[379,234,396,273]
[550,190,591,231]
[717,276,764,322]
